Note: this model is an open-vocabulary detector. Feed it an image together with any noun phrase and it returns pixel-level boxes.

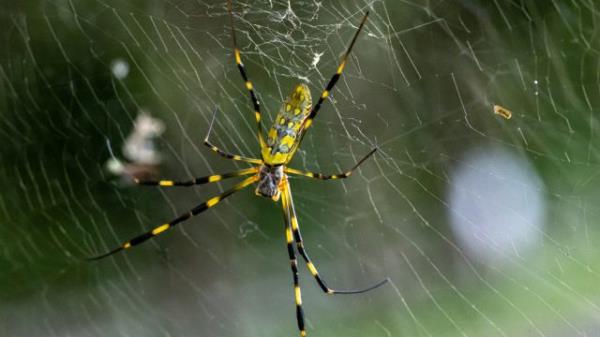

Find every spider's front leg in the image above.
[281,178,307,337]
[86,175,258,260]
[134,167,258,187]
[282,176,388,295]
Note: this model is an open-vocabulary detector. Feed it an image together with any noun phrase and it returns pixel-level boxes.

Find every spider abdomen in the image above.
[262,84,312,165]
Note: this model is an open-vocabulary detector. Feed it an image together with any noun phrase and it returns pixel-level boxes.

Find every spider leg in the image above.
[291,12,369,155]
[282,177,388,295]
[203,108,263,165]
[86,175,258,260]
[281,179,307,337]
[135,167,258,187]
[227,0,267,149]
[285,148,376,180]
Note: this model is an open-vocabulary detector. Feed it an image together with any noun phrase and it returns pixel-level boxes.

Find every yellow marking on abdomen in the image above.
[263,83,313,166]
[152,224,170,235]
[286,228,293,243]
[321,90,329,98]
[123,242,131,249]
[246,81,253,90]
[159,180,174,186]
[208,175,222,183]
[307,262,318,276]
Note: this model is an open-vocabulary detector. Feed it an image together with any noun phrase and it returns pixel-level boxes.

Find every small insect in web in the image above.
[493,104,512,119]
[104,111,166,184]
[88,1,388,336]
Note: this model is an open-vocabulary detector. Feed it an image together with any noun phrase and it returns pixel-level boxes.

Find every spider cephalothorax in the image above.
[256,165,284,200]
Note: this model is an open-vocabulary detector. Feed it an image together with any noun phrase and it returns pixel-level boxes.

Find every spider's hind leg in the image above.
[227,0,267,149]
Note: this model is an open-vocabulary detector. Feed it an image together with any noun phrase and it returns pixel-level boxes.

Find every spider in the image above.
[89,1,388,336]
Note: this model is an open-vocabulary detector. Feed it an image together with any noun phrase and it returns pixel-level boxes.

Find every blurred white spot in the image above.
[447,147,545,264]
[122,111,165,165]
[111,58,130,79]
[104,111,165,184]
[105,157,125,175]
[311,52,324,68]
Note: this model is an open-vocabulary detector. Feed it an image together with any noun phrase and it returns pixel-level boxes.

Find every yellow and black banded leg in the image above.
[299,11,369,136]
[203,109,263,165]
[282,183,307,337]
[283,179,388,295]
[286,12,370,158]
[227,0,266,148]
[135,167,258,187]
[86,175,258,260]
[204,139,262,165]
[285,148,377,180]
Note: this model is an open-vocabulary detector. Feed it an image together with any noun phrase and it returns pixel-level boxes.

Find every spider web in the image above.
[1,0,599,336]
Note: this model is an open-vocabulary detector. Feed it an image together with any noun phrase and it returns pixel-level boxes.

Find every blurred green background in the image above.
[1,0,600,336]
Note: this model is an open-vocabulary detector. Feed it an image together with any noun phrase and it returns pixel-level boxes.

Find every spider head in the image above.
[256,165,284,201]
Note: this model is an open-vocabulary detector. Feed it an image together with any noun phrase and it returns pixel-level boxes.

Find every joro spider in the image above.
[89,1,388,336]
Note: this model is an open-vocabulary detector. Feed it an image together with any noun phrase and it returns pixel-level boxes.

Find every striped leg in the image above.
[227,0,266,149]
[285,148,376,180]
[87,175,258,260]
[203,108,263,165]
[135,167,258,187]
[285,12,370,163]
[300,12,369,133]
[283,179,388,295]
[204,139,262,165]
[281,181,307,337]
